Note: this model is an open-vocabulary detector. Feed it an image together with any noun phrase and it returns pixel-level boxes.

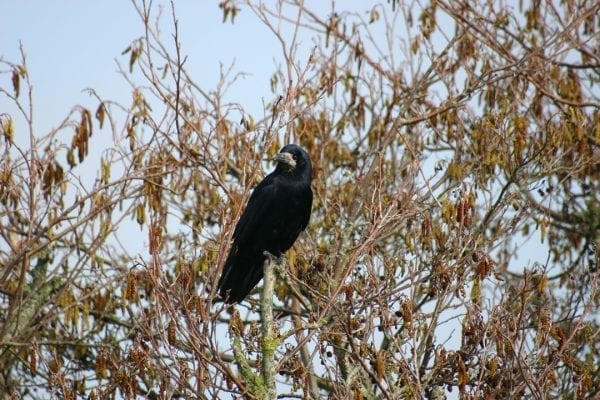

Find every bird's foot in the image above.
[262,251,311,310]
[263,251,287,269]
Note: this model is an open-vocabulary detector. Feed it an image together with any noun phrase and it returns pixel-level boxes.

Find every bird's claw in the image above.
[263,251,278,262]
[262,251,288,275]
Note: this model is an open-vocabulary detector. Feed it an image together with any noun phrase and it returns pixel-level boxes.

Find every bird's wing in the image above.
[231,174,277,244]
[299,189,313,231]
[218,175,278,303]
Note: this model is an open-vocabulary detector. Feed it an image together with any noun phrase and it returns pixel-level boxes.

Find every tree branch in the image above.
[261,251,282,400]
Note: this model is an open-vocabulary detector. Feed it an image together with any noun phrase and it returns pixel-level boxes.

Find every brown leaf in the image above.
[95,102,106,129]
[12,69,20,97]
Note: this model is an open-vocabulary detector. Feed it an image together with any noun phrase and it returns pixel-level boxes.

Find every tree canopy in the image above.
[1,1,599,398]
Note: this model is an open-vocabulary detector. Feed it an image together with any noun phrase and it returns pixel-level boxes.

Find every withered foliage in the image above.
[1,1,599,399]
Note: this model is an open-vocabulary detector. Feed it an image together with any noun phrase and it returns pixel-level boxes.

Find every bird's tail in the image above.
[217,250,265,303]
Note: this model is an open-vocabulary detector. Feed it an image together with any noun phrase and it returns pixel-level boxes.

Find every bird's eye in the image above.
[292,154,297,160]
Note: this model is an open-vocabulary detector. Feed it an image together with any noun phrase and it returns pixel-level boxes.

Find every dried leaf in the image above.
[135,203,146,227]
[168,320,176,344]
[95,102,106,129]
[129,47,140,73]
[375,350,385,381]
[369,9,380,24]
[2,117,14,145]
[125,272,137,301]
[12,69,20,97]
[100,157,110,185]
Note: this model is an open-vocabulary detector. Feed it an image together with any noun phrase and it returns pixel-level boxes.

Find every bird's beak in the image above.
[274,152,296,169]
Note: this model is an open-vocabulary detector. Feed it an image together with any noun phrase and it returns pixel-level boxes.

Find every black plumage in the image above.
[217,144,313,303]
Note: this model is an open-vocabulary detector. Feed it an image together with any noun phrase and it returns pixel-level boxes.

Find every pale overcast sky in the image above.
[1,1,549,269]
[1,1,305,133]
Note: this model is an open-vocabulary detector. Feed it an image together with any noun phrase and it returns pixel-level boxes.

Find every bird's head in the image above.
[274,144,312,179]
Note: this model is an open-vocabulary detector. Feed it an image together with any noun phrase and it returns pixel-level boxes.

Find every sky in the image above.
[1,0,335,252]
[0,1,298,135]
[1,0,552,298]
[1,2,566,397]
[1,0,555,299]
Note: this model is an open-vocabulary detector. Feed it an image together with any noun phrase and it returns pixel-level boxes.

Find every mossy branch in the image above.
[1,253,62,345]
[231,331,265,398]
[228,253,283,399]
[261,251,283,400]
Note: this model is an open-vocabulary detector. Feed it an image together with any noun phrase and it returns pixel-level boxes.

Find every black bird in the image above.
[217,144,313,303]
